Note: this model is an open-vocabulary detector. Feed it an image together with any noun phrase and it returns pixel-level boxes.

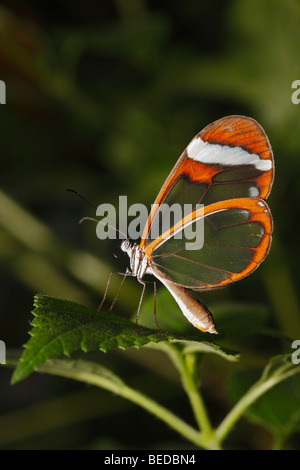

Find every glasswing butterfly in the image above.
[98,115,274,334]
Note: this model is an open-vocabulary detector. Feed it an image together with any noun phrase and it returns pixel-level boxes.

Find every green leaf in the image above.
[12,294,233,384]
[25,356,204,448]
[11,294,168,384]
[227,355,300,445]
[175,340,240,362]
[37,358,126,389]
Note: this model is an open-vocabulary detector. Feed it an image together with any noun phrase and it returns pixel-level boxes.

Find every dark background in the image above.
[0,0,299,450]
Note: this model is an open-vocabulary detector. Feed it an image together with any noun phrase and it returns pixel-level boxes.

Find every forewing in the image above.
[140,115,273,247]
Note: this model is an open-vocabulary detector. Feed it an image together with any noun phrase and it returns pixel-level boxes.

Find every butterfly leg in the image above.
[136,278,167,334]
[108,269,133,313]
[151,280,168,333]
[91,268,132,319]
[135,279,147,335]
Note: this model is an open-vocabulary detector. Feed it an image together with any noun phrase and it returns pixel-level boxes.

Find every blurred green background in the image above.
[0,0,300,450]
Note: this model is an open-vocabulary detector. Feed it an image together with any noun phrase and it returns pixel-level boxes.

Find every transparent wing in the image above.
[140,115,274,247]
[148,198,273,290]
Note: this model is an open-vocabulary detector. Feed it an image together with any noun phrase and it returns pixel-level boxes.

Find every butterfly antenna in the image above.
[66,188,97,210]
[67,189,128,239]
[79,217,127,239]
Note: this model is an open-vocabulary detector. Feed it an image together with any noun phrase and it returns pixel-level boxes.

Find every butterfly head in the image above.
[120,238,134,255]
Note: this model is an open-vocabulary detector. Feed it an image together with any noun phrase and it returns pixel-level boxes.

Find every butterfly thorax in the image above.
[120,239,151,280]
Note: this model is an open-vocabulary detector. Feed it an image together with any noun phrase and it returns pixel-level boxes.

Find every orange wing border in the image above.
[145,197,273,289]
[140,115,274,249]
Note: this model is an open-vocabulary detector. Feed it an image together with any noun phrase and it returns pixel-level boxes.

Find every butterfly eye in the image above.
[121,239,132,253]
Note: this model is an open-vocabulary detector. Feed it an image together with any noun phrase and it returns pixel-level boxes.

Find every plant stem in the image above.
[272,433,286,450]
[156,342,220,449]
[215,367,299,444]
[180,353,213,434]
[37,358,203,448]
[120,384,202,448]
